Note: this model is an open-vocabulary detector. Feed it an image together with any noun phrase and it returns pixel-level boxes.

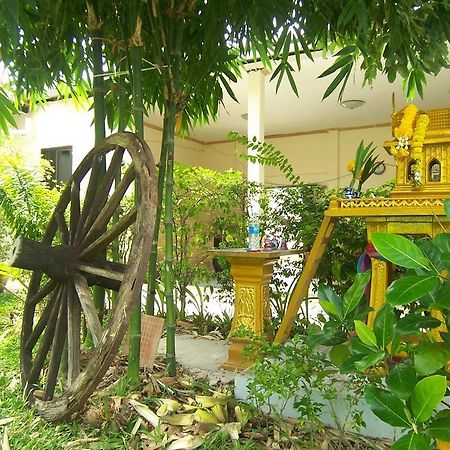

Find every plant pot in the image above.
[437,441,450,450]
[343,187,361,199]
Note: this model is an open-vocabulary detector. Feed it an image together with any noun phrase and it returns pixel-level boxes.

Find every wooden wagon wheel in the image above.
[9,132,157,421]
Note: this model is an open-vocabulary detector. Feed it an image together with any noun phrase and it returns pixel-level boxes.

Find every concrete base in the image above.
[157,333,236,385]
[235,373,400,440]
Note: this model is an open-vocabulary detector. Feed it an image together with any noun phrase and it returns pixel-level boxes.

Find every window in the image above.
[429,159,441,182]
[41,146,72,186]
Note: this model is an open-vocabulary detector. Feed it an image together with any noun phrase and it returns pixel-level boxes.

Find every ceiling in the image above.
[145,52,450,143]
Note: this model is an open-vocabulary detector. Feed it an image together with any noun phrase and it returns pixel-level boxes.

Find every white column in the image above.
[247,68,266,216]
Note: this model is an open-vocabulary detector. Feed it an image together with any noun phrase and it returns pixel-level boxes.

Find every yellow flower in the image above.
[347,160,355,172]
[398,148,410,158]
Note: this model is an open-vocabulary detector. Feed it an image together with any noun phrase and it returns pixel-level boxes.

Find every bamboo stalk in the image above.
[145,114,169,315]
[127,6,144,382]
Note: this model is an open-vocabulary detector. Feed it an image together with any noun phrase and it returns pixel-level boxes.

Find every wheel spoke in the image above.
[79,165,135,249]
[81,147,125,238]
[70,181,81,245]
[55,210,70,245]
[44,287,68,400]
[27,294,62,389]
[79,207,137,260]
[25,286,60,351]
[67,284,81,386]
[28,279,57,309]
[74,155,102,245]
[76,263,124,282]
[72,274,103,347]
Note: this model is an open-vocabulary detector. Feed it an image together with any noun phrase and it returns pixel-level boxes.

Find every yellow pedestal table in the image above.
[208,248,301,371]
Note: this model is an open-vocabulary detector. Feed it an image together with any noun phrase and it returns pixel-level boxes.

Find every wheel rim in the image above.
[20,132,157,421]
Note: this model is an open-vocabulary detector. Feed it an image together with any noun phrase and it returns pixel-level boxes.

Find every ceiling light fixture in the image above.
[340,99,366,110]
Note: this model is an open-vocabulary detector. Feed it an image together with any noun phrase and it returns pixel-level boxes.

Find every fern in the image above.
[229,131,303,186]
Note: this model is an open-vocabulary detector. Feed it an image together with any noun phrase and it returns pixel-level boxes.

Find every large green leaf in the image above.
[390,432,429,450]
[373,303,396,348]
[396,315,442,337]
[386,276,439,306]
[428,415,450,441]
[371,233,430,270]
[354,320,378,348]
[343,270,371,318]
[411,375,447,422]
[414,343,450,375]
[386,364,417,400]
[434,281,450,310]
[351,337,379,354]
[364,385,410,428]
[319,300,342,319]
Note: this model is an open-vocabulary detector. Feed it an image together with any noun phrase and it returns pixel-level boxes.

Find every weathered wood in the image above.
[26,293,61,390]
[28,279,57,309]
[76,263,124,282]
[79,208,137,260]
[67,285,81,386]
[44,291,68,400]
[81,147,125,238]
[18,132,158,422]
[74,154,101,245]
[25,287,59,351]
[80,165,135,248]
[55,210,70,245]
[9,237,75,281]
[70,182,81,245]
[72,274,102,347]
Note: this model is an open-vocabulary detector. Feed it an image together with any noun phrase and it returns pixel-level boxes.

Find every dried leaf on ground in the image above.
[2,428,10,450]
[0,418,14,426]
[166,435,204,450]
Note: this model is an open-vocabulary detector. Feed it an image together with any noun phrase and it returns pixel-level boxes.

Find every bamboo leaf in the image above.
[321,63,352,100]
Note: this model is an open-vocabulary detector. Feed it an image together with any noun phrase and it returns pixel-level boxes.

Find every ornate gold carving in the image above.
[339,197,444,209]
[234,286,256,332]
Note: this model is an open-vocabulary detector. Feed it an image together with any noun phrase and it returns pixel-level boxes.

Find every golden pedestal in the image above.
[208,248,301,371]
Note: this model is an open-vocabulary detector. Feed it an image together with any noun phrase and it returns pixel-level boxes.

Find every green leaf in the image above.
[319,301,342,319]
[373,303,396,348]
[390,432,429,450]
[354,351,386,371]
[396,315,442,336]
[318,55,352,78]
[386,364,417,400]
[433,233,450,253]
[343,270,371,318]
[371,233,430,270]
[428,415,450,441]
[414,344,450,376]
[386,276,439,306]
[329,344,350,368]
[350,338,378,354]
[411,375,447,422]
[354,320,378,348]
[321,63,353,100]
[318,285,343,318]
[364,385,410,428]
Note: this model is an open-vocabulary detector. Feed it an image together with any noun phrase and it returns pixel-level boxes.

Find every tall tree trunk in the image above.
[145,115,169,315]
[127,12,144,382]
